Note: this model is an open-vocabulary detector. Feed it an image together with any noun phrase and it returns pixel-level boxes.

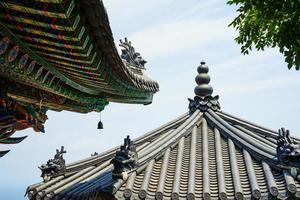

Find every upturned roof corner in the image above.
[0,0,160,156]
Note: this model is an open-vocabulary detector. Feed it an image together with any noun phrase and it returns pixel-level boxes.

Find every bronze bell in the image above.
[97,120,103,129]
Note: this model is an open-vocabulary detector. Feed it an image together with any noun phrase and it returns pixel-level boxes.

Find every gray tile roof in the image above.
[26,62,300,200]
[26,110,300,200]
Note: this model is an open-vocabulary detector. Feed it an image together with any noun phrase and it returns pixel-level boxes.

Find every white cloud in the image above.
[128,17,235,59]
[219,74,300,96]
[213,48,281,71]
[103,0,175,19]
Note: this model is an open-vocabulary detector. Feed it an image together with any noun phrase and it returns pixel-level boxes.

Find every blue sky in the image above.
[1,0,299,199]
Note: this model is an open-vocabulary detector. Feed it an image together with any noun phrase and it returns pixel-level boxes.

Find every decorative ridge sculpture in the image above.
[39,146,67,182]
[277,127,300,181]
[189,61,220,113]
[120,38,147,69]
[111,135,138,180]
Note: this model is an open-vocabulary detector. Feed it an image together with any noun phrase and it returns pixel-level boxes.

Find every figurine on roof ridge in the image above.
[277,128,300,181]
[111,135,138,180]
[39,146,67,182]
[120,38,147,69]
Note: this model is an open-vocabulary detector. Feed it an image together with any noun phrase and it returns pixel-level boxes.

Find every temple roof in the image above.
[26,62,300,200]
[0,0,159,156]
[0,0,159,111]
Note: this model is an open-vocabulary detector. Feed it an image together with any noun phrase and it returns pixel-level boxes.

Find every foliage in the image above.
[228,0,300,70]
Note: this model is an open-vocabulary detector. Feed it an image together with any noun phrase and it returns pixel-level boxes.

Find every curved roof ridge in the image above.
[217,111,277,135]
[205,109,278,165]
[26,111,200,199]
[65,112,189,172]
[217,110,300,142]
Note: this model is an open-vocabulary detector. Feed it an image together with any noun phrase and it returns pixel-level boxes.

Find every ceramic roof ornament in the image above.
[189,61,220,113]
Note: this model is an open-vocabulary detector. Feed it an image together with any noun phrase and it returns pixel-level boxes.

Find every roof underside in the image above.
[0,0,159,112]
[27,109,300,200]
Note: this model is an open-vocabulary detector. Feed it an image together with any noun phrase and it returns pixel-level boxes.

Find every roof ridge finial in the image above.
[188,61,220,113]
[194,60,213,98]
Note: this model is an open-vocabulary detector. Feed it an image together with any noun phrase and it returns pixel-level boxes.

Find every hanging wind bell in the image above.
[97,112,103,131]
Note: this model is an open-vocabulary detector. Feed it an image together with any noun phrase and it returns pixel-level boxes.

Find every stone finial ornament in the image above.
[194,61,213,98]
[189,61,220,113]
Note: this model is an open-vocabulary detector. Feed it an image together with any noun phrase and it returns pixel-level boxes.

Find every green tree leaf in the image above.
[228,0,300,70]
